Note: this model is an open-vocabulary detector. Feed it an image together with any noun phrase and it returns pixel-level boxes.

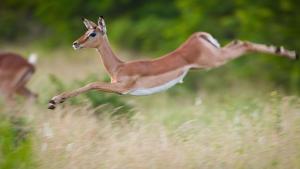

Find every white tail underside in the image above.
[206,34,221,48]
[28,53,38,65]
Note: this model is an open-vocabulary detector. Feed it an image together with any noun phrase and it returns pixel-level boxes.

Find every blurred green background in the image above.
[1,1,300,169]
[0,0,299,93]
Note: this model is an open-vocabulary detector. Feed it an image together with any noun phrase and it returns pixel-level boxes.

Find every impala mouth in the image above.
[72,44,82,50]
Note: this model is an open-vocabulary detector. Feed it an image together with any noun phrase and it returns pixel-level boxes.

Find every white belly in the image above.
[128,69,189,96]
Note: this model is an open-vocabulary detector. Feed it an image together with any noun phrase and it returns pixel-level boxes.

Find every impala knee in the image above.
[86,83,98,89]
[239,41,254,51]
[233,39,242,45]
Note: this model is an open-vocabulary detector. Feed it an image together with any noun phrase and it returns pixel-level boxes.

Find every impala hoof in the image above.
[48,104,56,110]
[49,99,55,104]
[59,98,65,103]
[48,100,56,110]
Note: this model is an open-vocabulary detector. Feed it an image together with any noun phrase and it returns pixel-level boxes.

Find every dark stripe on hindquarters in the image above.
[13,69,34,91]
[19,70,33,83]
[199,34,219,48]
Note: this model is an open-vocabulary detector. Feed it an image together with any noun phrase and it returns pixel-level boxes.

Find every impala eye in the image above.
[89,32,96,37]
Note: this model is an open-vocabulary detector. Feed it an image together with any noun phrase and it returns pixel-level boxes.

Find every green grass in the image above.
[0,114,35,169]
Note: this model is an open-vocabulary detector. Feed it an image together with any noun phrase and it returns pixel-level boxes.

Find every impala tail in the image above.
[28,53,38,65]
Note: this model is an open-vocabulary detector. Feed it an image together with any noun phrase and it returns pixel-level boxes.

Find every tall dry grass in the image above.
[20,94,298,169]
[2,47,300,169]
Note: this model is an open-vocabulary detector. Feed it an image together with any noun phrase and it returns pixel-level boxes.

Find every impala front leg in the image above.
[48,82,129,109]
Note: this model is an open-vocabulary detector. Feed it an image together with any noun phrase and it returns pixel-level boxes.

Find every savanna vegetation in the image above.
[0,0,299,169]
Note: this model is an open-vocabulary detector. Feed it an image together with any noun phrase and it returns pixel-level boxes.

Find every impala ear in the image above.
[82,18,97,29]
[98,16,107,34]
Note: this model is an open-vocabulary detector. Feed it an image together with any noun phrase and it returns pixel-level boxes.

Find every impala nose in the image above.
[73,42,79,49]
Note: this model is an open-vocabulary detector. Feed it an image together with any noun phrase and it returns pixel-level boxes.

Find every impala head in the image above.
[73,16,107,50]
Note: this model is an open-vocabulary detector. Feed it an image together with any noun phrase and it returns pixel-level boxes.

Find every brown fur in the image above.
[0,53,37,103]
[48,17,297,109]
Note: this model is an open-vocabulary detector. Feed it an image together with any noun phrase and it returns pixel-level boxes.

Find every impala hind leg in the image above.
[221,40,297,61]
[48,82,129,109]
[17,87,38,102]
[4,93,15,106]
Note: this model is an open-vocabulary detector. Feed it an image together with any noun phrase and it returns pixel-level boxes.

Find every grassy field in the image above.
[1,47,300,169]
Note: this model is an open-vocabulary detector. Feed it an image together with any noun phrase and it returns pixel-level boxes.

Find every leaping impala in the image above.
[48,16,298,109]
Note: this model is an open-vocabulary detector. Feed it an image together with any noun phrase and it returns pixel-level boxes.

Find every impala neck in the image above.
[96,35,123,76]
